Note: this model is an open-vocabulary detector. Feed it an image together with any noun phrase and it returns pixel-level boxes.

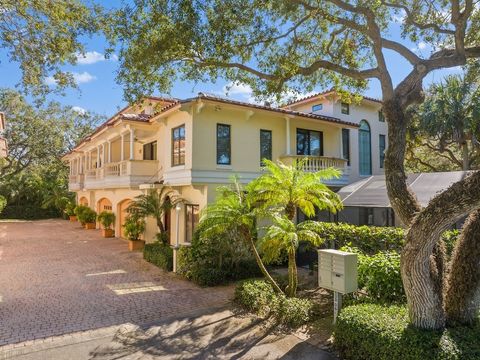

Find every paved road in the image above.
[0,306,336,360]
[0,219,233,346]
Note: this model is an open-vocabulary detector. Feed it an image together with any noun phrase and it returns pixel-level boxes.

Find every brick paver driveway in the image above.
[0,219,233,346]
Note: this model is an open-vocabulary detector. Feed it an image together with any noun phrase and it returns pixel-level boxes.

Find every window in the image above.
[172,125,185,166]
[260,129,272,165]
[312,103,323,112]
[378,110,385,122]
[379,134,386,168]
[143,141,157,160]
[185,204,199,243]
[341,102,350,115]
[342,129,350,166]
[359,120,372,175]
[217,124,231,165]
[296,128,323,156]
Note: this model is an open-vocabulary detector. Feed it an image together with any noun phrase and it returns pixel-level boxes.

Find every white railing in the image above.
[86,169,97,180]
[279,155,349,173]
[106,162,120,176]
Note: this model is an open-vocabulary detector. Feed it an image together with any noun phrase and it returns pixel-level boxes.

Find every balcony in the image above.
[279,155,349,186]
[81,160,159,189]
[68,174,84,191]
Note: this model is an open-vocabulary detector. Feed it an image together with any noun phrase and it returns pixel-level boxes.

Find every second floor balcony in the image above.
[279,155,349,186]
[82,160,159,189]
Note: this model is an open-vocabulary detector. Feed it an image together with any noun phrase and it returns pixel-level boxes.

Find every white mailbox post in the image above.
[318,249,358,323]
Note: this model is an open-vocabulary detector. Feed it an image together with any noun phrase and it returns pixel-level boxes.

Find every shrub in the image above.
[143,242,173,271]
[0,195,7,215]
[313,222,406,254]
[184,229,262,286]
[342,246,405,304]
[64,201,76,217]
[176,245,193,277]
[334,303,480,360]
[234,279,316,327]
[123,215,145,240]
[97,211,115,229]
[74,205,95,225]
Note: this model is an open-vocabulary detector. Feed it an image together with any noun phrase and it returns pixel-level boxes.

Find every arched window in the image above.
[359,120,372,175]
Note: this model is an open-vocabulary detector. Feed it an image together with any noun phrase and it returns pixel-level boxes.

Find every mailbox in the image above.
[318,249,358,294]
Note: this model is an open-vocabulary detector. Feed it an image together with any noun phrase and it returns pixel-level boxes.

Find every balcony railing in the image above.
[279,155,348,172]
[79,160,159,189]
[68,174,84,191]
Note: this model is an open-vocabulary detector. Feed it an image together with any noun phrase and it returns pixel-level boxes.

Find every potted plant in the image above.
[82,208,97,229]
[74,205,90,227]
[65,202,77,222]
[123,214,146,251]
[97,211,115,238]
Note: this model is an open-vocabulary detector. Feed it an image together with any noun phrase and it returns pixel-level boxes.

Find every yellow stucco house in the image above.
[63,91,386,245]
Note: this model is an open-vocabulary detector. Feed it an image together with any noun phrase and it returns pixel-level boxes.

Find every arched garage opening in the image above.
[97,198,113,213]
[79,196,89,206]
[117,199,132,239]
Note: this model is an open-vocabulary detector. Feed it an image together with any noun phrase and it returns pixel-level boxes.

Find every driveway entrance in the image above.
[0,219,232,346]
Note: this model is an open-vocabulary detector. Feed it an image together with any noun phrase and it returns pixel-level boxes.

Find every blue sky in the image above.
[0,2,463,117]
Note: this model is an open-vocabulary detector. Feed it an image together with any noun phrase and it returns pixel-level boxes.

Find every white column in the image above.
[129,129,135,160]
[96,146,100,168]
[76,158,80,175]
[102,143,106,166]
[108,141,112,163]
[80,155,83,174]
[69,160,73,175]
[120,134,125,161]
[285,117,291,155]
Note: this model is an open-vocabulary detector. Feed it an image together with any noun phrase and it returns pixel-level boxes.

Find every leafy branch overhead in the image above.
[113,0,480,103]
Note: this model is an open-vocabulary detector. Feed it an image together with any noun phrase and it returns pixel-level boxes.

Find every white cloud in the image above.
[44,71,97,86]
[73,71,96,84]
[411,41,430,53]
[223,82,254,97]
[76,51,118,65]
[44,76,57,85]
[71,106,87,115]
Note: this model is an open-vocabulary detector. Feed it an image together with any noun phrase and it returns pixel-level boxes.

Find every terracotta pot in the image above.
[102,228,114,238]
[128,240,145,251]
[69,215,77,222]
[85,222,96,230]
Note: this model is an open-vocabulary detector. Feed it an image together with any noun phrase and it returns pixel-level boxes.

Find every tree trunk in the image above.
[286,247,298,297]
[247,235,283,294]
[383,97,480,329]
[462,142,469,171]
[401,172,480,329]
[445,209,480,326]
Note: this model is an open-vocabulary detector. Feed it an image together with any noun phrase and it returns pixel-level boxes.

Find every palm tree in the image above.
[260,216,324,297]
[199,177,283,294]
[248,159,343,296]
[127,186,183,244]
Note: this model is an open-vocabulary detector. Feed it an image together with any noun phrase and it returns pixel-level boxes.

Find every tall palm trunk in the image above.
[286,248,298,297]
[247,235,283,294]
[285,204,298,297]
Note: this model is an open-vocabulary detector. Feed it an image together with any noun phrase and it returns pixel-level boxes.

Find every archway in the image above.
[117,199,132,239]
[79,196,89,206]
[358,120,372,176]
[97,198,113,213]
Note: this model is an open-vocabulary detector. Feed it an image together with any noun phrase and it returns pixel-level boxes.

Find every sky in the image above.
[0,2,463,117]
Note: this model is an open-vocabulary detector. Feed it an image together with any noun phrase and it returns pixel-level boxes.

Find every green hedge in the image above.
[342,246,405,304]
[143,242,173,271]
[314,222,406,254]
[234,279,317,327]
[334,304,480,360]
